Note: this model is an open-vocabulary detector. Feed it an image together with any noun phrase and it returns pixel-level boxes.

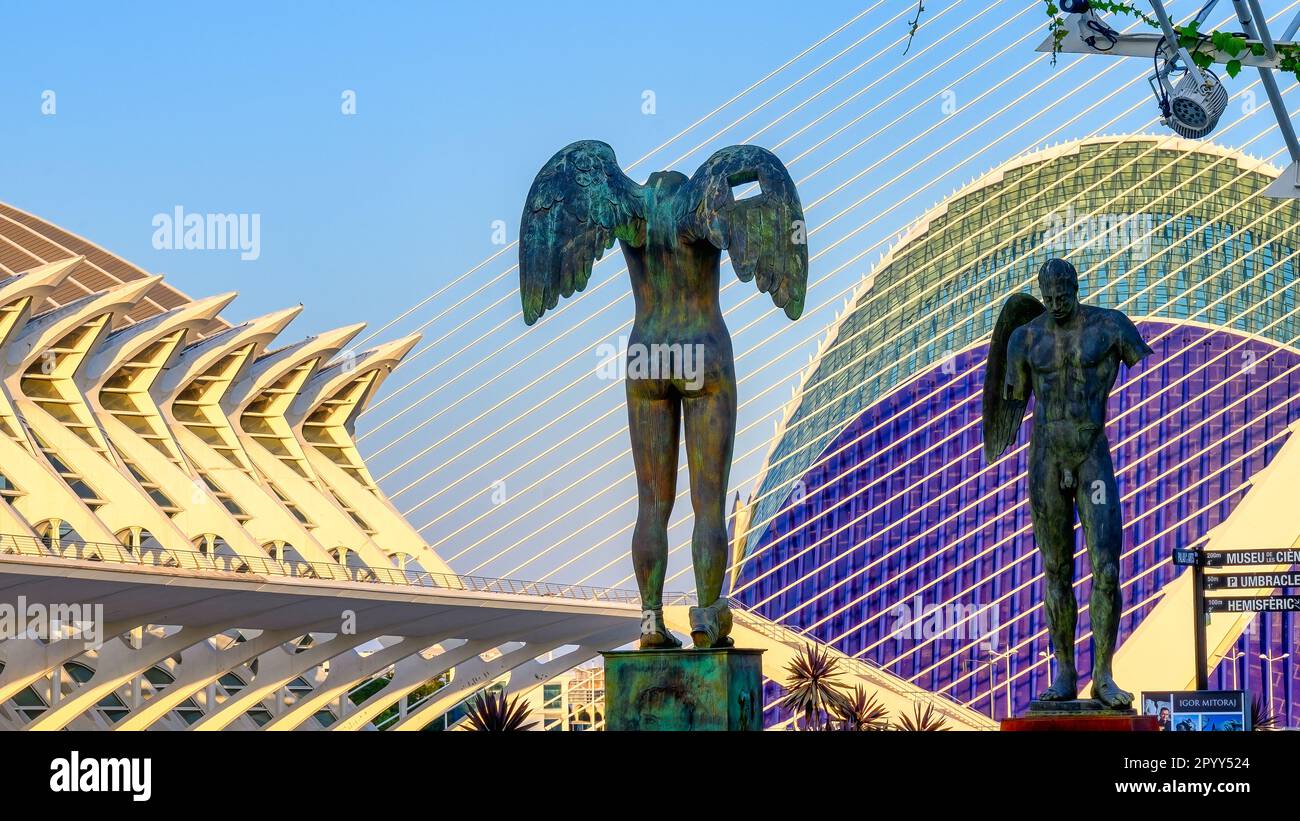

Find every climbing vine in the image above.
[1045,3,1068,64]
[903,1,925,55]
[1043,1,1300,82]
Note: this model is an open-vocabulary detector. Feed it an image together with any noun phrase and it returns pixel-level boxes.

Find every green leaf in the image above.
[1207,31,1246,57]
[1226,59,1242,78]
[1179,29,1201,49]
[1251,42,1267,57]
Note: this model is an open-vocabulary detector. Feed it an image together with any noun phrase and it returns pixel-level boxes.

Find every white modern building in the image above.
[0,201,643,730]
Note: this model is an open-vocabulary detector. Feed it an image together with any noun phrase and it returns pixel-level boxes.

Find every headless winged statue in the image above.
[519,141,807,649]
[982,259,1152,709]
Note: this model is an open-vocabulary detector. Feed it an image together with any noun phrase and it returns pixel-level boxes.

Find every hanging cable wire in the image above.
[357,0,919,391]
[377,11,1153,503]
[582,113,1300,589]
[463,113,1190,575]
[357,0,994,443]
[352,1,891,351]
[425,70,1195,556]
[358,0,1029,440]
[379,4,1076,512]
[483,14,1242,576]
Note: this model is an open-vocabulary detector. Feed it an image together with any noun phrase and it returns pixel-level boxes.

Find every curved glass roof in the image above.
[747,136,1300,552]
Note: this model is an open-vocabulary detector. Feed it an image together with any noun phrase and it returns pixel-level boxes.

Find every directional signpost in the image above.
[1205,596,1300,613]
[1199,549,1300,567]
[1177,545,1300,689]
[1203,572,1300,591]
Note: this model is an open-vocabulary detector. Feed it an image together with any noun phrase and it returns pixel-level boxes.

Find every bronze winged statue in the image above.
[519,141,807,649]
[982,258,1152,709]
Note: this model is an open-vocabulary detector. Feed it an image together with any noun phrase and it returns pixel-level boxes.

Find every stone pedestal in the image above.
[601,648,764,731]
[1000,699,1160,732]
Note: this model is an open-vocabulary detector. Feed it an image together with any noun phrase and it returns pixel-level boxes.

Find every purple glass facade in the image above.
[736,320,1300,725]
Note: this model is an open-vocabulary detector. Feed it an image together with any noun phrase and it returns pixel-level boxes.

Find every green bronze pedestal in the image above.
[601,648,764,731]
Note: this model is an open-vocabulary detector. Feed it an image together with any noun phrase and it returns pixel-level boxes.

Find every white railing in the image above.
[0,532,690,606]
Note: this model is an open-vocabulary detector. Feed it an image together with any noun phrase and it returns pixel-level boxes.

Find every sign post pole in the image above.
[1173,545,1210,690]
[1164,544,1299,727]
[1192,546,1209,690]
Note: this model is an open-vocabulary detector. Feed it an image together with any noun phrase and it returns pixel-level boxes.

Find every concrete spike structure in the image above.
[286,333,452,578]
[151,305,351,577]
[2,278,174,557]
[0,214,654,732]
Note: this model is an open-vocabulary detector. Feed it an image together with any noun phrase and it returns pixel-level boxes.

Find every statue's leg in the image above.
[682,374,736,648]
[1028,450,1079,700]
[1076,442,1132,708]
[627,379,681,649]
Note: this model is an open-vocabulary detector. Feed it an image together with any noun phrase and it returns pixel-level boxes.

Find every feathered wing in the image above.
[519,140,646,325]
[681,145,808,319]
[981,293,1045,462]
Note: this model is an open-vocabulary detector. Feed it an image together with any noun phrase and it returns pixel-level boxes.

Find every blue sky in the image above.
[2,1,1291,587]
[1,0,870,332]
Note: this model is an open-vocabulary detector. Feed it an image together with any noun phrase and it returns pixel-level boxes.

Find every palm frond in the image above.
[833,684,891,731]
[462,690,538,732]
[893,701,950,732]
[1251,698,1279,731]
[777,642,851,731]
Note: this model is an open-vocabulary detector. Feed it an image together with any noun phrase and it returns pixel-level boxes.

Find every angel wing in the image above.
[981,293,1045,463]
[519,140,646,325]
[681,145,808,319]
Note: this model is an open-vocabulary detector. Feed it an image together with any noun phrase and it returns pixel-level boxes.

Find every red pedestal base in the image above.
[1001,714,1161,732]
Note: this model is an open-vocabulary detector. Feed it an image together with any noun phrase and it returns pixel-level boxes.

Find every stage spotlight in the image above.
[1163,69,1229,138]
[1060,0,1091,12]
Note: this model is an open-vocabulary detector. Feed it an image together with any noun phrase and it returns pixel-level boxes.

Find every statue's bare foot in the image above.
[1036,670,1077,701]
[1090,674,1133,708]
[639,609,682,650]
[688,600,734,649]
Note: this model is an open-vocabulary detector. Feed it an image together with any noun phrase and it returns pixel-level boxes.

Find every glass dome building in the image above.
[733,136,1300,725]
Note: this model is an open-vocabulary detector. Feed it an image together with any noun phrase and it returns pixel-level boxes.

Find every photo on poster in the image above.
[1142,691,1251,732]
